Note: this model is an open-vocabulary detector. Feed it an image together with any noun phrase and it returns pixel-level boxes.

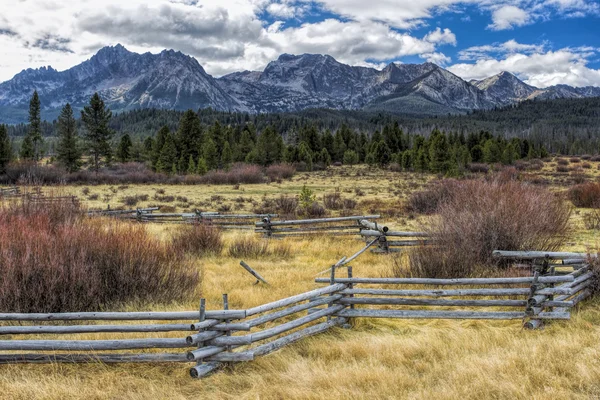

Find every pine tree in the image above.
[196,157,208,175]
[0,125,11,174]
[117,134,133,163]
[21,91,44,160]
[428,130,450,173]
[203,138,219,171]
[483,139,501,164]
[187,155,196,175]
[157,133,177,173]
[298,142,313,171]
[319,148,331,167]
[221,141,233,169]
[177,110,203,163]
[81,93,114,172]
[343,150,359,166]
[20,136,34,160]
[152,126,170,170]
[256,126,284,166]
[56,103,82,172]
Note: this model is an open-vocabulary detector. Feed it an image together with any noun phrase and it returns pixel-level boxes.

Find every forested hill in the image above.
[6,97,600,153]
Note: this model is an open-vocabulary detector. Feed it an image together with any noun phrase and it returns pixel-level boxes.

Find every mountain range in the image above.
[1,44,599,123]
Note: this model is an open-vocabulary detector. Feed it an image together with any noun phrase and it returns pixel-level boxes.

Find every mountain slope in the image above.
[1,45,599,123]
[0,45,241,122]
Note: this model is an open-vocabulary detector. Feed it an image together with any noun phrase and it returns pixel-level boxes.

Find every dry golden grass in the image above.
[2,164,600,399]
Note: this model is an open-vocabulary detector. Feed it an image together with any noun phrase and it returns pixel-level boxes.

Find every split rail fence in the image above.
[255,215,381,237]
[0,250,594,378]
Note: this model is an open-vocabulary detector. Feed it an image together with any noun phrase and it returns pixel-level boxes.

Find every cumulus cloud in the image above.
[488,5,530,30]
[448,47,600,87]
[458,39,547,60]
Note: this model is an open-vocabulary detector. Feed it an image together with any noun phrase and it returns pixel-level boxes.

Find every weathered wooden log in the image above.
[239,261,269,285]
[255,225,360,233]
[186,330,224,346]
[493,250,592,260]
[186,346,226,361]
[209,305,345,346]
[246,295,343,328]
[0,353,190,364]
[255,215,380,227]
[360,230,429,237]
[341,288,531,297]
[370,248,403,253]
[267,232,361,237]
[189,362,222,378]
[387,240,434,247]
[337,297,528,307]
[0,338,191,351]
[205,351,254,362]
[237,318,346,360]
[523,319,544,330]
[0,310,246,321]
[342,238,379,265]
[0,323,194,335]
[335,309,527,320]
[359,219,388,233]
[571,289,592,306]
[527,311,571,320]
[316,276,574,285]
[246,284,346,316]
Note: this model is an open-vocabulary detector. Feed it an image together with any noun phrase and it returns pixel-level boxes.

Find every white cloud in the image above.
[449,48,600,87]
[488,5,530,30]
[424,28,457,46]
[421,52,452,65]
[458,39,547,60]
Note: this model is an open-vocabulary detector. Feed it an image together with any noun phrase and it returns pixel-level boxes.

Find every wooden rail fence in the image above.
[255,215,381,237]
[1,249,594,377]
[358,219,431,253]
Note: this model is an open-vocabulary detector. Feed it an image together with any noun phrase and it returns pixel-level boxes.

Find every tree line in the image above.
[0,92,570,176]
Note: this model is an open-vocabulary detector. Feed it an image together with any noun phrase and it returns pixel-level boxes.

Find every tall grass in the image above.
[405,179,571,278]
[0,201,199,312]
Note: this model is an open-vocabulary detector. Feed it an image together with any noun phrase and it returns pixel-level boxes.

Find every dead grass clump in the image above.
[556,165,570,173]
[0,202,199,312]
[323,189,344,210]
[171,223,223,256]
[406,179,571,278]
[228,236,269,258]
[228,236,292,259]
[557,158,569,165]
[567,182,600,207]
[121,194,149,206]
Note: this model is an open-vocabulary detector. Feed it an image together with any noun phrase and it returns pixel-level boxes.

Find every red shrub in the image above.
[568,182,600,207]
[0,201,199,312]
[405,180,571,278]
[265,163,296,181]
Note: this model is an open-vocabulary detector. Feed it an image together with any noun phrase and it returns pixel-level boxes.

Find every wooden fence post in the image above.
[328,265,336,321]
[342,266,354,329]
[223,294,231,353]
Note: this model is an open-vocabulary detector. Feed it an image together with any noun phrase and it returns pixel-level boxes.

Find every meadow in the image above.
[1,160,600,399]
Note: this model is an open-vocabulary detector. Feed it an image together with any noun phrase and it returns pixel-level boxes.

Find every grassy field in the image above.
[2,161,600,399]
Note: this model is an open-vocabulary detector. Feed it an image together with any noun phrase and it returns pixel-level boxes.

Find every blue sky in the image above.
[0,0,598,87]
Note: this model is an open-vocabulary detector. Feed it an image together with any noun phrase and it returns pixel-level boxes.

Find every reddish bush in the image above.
[556,159,569,166]
[171,223,223,256]
[466,163,490,173]
[265,163,296,181]
[0,201,199,312]
[556,165,570,173]
[198,164,265,185]
[567,182,600,207]
[405,180,571,278]
[406,180,460,214]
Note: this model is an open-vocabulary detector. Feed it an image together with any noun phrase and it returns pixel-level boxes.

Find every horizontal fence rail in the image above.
[256,216,380,238]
